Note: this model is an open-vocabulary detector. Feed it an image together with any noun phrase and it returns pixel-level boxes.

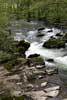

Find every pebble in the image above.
[41,82,47,87]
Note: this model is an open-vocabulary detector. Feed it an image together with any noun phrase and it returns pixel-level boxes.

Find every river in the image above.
[12,20,67,85]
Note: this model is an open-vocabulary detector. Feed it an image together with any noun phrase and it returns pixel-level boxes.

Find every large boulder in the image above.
[28,54,40,58]
[14,40,30,56]
[28,55,45,66]
[43,37,65,48]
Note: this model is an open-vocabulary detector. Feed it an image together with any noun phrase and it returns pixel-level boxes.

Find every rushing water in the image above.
[13,21,67,84]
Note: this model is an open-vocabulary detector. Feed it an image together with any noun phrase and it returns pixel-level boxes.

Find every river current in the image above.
[13,21,67,70]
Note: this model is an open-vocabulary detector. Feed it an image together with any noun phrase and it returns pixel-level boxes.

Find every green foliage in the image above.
[4,60,17,71]
[0,52,12,63]
[0,96,24,100]
[0,0,67,27]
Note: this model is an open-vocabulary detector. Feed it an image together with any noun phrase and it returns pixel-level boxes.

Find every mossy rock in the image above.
[4,57,27,71]
[4,61,15,71]
[14,40,30,55]
[29,56,45,65]
[4,59,20,71]
[17,40,30,51]
[43,37,65,48]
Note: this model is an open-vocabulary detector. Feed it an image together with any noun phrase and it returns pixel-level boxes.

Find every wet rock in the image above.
[16,40,30,55]
[42,28,53,33]
[43,38,65,48]
[41,82,47,87]
[28,56,45,66]
[47,29,53,33]
[46,67,58,75]
[46,59,54,62]
[50,36,55,39]
[28,54,40,58]
[36,33,44,37]
[38,27,45,32]
[56,33,63,37]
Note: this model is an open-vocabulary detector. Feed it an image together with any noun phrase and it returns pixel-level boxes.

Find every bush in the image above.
[0,52,12,63]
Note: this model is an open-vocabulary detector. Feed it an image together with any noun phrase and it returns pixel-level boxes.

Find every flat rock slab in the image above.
[44,86,60,92]
[46,90,59,97]
[11,90,22,96]
[24,91,47,100]
[24,89,60,99]
[7,74,20,80]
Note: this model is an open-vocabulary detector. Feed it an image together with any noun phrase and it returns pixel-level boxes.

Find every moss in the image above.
[29,56,44,65]
[43,37,65,48]
[0,96,24,100]
[4,59,19,71]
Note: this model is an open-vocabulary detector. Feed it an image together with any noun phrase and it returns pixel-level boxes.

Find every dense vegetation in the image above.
[0,0,67,28]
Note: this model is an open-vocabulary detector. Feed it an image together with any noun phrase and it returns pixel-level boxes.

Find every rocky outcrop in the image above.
[16,40,30,55]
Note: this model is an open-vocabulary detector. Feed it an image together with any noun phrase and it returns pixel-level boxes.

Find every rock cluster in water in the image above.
[43,32,67,49]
